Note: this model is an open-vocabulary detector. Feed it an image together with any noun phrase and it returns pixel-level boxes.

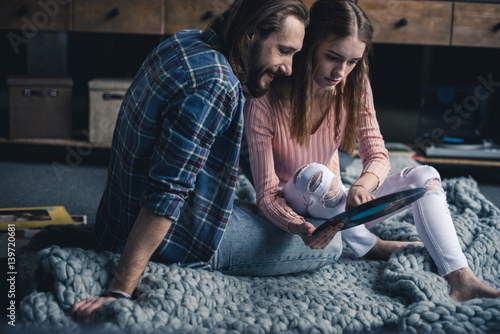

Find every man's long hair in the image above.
[209,0,309,85]
[288,0,373,154]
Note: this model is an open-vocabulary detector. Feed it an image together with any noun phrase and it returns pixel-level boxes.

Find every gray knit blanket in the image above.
[12,157,500,333]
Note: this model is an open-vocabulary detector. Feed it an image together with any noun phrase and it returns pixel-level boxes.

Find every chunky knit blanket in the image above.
[11,157,500,333]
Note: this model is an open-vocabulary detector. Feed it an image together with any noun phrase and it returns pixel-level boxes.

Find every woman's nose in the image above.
[333,62,346,78]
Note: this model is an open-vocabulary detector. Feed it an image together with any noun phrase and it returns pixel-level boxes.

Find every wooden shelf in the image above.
[358,0,500,48]
[0,137,111,149]
[1,0,498,48]
[413,154,500,167]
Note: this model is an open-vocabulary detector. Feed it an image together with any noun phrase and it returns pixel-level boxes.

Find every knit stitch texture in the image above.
[11,157,500,334]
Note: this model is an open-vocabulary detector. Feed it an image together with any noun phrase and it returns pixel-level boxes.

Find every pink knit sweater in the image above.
[243,84,391,232]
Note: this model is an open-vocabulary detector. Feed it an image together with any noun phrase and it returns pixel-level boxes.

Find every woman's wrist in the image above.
[288,218,304,234]
[350,184,370,192]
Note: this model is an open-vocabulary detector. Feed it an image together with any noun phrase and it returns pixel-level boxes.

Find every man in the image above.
[71,0,308,322]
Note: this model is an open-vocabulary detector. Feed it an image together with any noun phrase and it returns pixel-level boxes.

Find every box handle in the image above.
[107,8,120,19]
[493,22,500,33]
[102,92,125,101]
[22,88,58,97]
[17,5,30,16]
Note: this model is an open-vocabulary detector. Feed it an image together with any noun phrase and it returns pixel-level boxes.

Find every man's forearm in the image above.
[108,207,172,295]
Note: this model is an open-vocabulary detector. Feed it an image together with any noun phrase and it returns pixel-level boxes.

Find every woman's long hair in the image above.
[288,0,373,154]
[209,0,309,85]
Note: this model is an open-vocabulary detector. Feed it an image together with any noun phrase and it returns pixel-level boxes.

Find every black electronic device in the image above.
[415,85,500,159]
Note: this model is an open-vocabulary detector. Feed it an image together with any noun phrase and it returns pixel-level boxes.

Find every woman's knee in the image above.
[401,165,443,192]
[289,163,341,197]
[284,163,345,213]
[291,163,330,191]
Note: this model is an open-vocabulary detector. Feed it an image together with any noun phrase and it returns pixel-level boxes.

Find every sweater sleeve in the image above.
[243,98,304,232]
[356,82,391,186]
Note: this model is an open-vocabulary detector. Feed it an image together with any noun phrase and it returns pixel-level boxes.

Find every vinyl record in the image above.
[313,188,426,234]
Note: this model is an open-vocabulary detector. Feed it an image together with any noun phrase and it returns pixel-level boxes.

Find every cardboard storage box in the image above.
[88,78,133,145]
[7,76,73,139]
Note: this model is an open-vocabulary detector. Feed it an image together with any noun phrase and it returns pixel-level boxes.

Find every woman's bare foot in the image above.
[366,238,423,260]
[446,268,500,302]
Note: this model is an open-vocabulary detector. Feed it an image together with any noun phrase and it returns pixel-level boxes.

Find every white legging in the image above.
[282,163,469,276]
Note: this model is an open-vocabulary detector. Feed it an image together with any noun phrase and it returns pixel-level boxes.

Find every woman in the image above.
[243,0,500,301]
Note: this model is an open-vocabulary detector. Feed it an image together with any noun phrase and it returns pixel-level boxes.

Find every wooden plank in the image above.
[452,2,500,48]
[413,154,500,167]
[358,0,452,46]
[0,0,71,31]
[164,0,233,34]
[0,137,111,149]
[73,0,164,35]
[164,0,317,35]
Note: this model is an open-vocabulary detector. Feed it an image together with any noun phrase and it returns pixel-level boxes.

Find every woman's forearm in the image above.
[351,172,379,192]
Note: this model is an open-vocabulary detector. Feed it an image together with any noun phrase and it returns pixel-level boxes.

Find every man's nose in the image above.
[280,57,294,76]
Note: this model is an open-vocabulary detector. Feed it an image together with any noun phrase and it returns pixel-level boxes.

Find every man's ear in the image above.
[247,31,255,43]
[245,31,256,51]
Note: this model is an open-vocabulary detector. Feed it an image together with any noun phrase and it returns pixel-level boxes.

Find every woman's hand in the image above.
[70,296,115,323]
[288,218,342,249]
[345,185,376,210]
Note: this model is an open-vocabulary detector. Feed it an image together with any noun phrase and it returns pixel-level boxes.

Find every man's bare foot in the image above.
[446,268,500,302]
[366,238,423,260]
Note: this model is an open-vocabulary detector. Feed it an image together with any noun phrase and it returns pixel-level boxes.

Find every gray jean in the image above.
[209,204,343,276]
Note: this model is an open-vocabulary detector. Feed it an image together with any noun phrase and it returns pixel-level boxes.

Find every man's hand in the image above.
[70,296,115,323]
[69,207,173,323]
[288,218,342,249]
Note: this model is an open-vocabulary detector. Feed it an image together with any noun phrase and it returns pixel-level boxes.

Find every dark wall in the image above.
[1,31,499,145]
[370,44,500,145]
[0,31,162,138]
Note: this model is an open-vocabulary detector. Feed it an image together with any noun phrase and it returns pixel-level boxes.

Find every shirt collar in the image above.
[202,28,219,47]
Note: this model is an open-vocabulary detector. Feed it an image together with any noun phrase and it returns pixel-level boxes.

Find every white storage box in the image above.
[88,78,133,145]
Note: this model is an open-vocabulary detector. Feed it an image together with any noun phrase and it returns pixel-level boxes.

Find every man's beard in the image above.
[246,41,274,98]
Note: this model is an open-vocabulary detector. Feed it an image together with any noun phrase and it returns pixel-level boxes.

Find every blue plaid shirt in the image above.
[95,29,245,267]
